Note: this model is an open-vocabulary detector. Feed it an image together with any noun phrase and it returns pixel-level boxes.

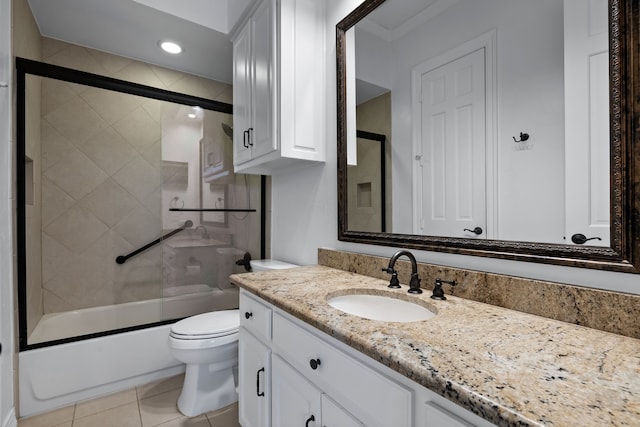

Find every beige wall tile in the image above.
[41,177,75,227]
[13,0,41,60]
[112,156,162,202]
[114,62,167,89]
[40,120,74,172]
[45,44,109,76]
[80,86,141,125]
[41,38,71,60]
[44,96,109,147]
[85,49,133,76]
[44,204,108,252]
[78,127,138,176]
[43,149,109,200]
[80,179,140,228]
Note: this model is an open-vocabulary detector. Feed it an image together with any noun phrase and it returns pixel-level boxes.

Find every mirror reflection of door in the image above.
[416,48,487,238]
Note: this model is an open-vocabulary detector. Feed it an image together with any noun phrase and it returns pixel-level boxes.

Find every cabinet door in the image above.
[423,402,474,427]
[239,329,270,427]
[250,0,277,159]
[233,23,253,166]
[321,395,364,427]
[271,355,321,427]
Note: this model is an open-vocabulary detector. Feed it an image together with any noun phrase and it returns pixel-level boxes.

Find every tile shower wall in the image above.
[13,0,43,338]
[33,37,233,324]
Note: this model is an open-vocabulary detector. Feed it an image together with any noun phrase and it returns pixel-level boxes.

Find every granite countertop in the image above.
[230,265,640,427]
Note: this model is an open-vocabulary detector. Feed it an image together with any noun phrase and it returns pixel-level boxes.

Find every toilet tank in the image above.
[249,259,298,272]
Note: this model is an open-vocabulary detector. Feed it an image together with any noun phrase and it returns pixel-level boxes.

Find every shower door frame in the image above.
[15,57,266,351]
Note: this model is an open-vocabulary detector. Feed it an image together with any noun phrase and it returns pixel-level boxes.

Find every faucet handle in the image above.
[381,267,401,288]
[431,279,456,300]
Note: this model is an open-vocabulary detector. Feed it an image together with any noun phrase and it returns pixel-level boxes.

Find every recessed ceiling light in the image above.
[160,41,182,54]
[187,113,197,119]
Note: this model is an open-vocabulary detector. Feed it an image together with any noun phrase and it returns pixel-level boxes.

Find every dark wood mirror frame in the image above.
[337,0,640,274]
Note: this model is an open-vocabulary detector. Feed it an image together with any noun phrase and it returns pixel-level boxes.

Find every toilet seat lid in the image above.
[170,310,239,339]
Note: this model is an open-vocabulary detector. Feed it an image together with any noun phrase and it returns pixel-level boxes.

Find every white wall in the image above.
[0,0,16,422]
[270,0,640,296]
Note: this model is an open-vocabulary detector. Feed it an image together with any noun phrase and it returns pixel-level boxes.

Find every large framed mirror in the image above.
[337,0,640,273]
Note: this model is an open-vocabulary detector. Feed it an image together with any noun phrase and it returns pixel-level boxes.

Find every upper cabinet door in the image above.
[250,0,277,159]
[233,23,253,166]
[231,0,326,175]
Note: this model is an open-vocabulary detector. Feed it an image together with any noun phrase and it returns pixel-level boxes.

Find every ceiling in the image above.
[360,0,458,41]
[27,0,254,84]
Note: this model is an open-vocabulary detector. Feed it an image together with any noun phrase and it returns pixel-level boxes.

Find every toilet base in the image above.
[177,363,238,417]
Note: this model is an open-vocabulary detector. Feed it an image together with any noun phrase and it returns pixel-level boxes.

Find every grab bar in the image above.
[115,220,193,264]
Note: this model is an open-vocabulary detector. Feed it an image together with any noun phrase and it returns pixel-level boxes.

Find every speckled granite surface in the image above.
[230,265,640,427]
[318,248,640,339]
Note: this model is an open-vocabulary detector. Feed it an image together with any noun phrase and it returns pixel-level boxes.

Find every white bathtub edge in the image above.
[19,324,184,418]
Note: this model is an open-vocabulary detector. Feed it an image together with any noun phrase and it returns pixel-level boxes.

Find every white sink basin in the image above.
[327,293,436,322]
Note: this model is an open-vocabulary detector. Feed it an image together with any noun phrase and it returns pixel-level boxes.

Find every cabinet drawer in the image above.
[272,313,412,427]
[240,291,272,342]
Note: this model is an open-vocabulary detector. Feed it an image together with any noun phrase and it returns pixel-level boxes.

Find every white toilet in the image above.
[168,259,297,417]
[168,310,240,417]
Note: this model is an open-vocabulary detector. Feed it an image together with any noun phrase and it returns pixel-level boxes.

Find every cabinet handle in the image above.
[305,414,315,427]
[256,367,265,397]
[245,311,253,319]
[248,127,254,146]
[309,358,321,370]
[243,130,249,148]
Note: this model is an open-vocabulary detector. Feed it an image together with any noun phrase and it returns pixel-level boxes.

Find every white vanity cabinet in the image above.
[230,0,325,175]
[238,290,495,427]
[238,293,272,427]
[272,354,364,427]
[271,312,412,427]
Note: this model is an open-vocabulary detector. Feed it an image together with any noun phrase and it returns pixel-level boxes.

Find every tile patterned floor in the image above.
[17,374,241,427]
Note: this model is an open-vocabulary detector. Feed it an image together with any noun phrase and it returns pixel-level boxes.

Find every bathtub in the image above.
[19,287,238,418]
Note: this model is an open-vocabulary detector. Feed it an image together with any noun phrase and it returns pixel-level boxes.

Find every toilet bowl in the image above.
[250,259,299,272]
[168,309,240,417]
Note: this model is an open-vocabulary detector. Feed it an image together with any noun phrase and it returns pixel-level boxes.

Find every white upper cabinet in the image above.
[231,0,326,175]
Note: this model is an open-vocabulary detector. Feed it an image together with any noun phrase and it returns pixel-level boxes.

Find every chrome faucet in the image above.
[194,225,209,239]
[381,250,422,294]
